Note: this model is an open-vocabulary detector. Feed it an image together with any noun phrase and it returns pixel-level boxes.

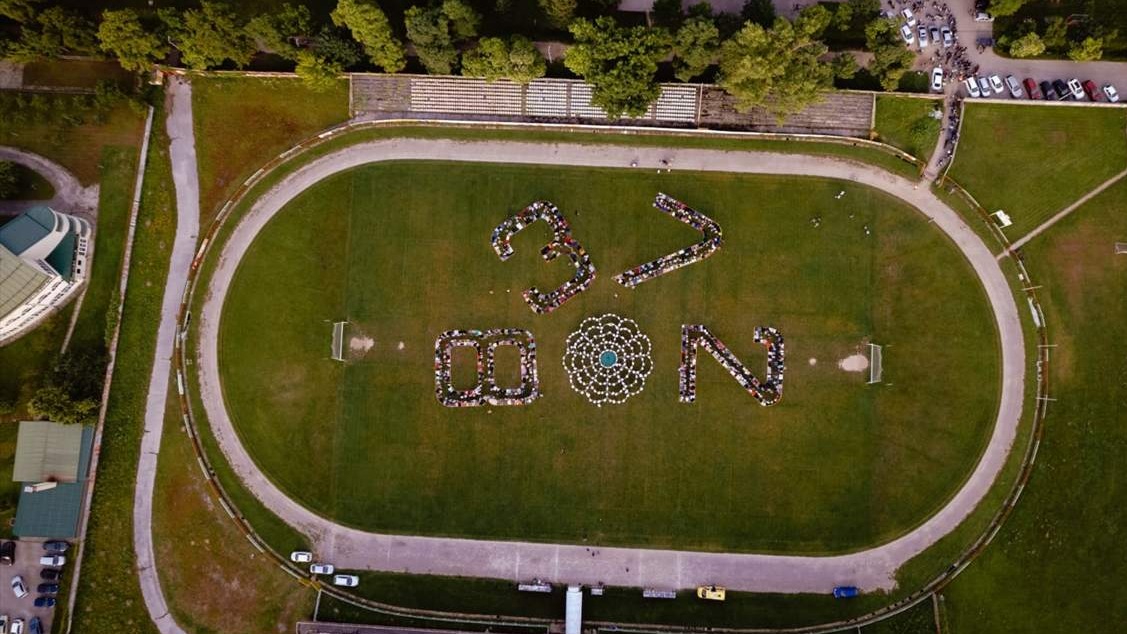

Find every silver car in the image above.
[1004,75,1024,98]
[977,76,991,95]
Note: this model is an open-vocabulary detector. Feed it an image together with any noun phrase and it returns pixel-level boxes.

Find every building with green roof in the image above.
[0,205,92,344]
[11,421,94,539]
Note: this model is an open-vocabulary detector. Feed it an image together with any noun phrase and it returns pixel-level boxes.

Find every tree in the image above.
[6,6,97,60]
[1008,31,1044,58]
[27,351,106,426]
[97,9,168,73]
[830,51,857,79]
[539,0,577,29]
[245,3,311,59]
[462,35,546,83]
[1068,36,1103,61]
[652,0,683,28]
[330,0,405,72]
[832,2,853,32]
[161,2,255,69]
[295,50,343,91]
[741,0,775,27]
[28,386,98,425]
[988,0,1026,18]
[314,25,363,68]
[405,5,457,74]
[796,3,832,37]
[565,17,671,118]
[1042,16,1067,50]
[441,0,480,39]
[865,18,915,91]
[717,15,832,119]
[672,16,719,82]
[848,0,880,19]
[0,161,16,199]
[0,0,38,23]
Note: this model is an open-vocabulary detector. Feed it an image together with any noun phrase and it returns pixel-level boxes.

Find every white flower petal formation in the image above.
[562,314,654,406]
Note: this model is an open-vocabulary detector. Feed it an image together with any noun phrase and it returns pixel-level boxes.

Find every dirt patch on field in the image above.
[838,353,870,372]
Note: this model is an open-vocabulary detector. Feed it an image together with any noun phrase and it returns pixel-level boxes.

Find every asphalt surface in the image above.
[0,146,98,216]
[132,77,196,634]
[193,138,1027,594]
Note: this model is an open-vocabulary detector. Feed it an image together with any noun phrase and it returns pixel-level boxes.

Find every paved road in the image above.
[133,77,197,634]
[194,138,1026,594]
[0,146,98,215]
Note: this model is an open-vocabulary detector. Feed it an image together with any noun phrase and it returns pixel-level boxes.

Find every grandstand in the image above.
[868,343,883,384]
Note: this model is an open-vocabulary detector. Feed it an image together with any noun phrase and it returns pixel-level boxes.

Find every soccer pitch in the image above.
[217,160,1001,554]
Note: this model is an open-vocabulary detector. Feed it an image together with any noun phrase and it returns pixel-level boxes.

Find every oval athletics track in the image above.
[194,138,1026,594]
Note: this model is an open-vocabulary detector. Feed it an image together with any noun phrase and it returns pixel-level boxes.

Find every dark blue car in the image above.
[30,617,43,634]
[34,596,56,608]
[36,583,58,595]
[832,586,859,599]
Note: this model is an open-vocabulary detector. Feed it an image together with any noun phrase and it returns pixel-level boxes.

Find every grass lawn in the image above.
[940,177,1127,631]
[948,103,1127,240]
[191,76,349,227]
[0,92,144,185]
[1,162,55,200]
[873,95,942,162]
[70,105,174,634]
[217,160,1000,553]
[154,378,315,633]
[21,60,133,90]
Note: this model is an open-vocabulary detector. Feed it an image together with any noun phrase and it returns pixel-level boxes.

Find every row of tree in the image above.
[1,0,904,119]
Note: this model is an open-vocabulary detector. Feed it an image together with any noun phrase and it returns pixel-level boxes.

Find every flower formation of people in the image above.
[562,314,654,406]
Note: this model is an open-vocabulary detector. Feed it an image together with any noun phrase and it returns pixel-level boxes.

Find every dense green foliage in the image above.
[866,18,916,91]
[673,15,720,82]
[462,35,545,83]
[330,0,404,72]
[97,9,168,73]
[564,16,671,118]
[160,1,255,69]
[0,161,15,198]
[403,0,480,75]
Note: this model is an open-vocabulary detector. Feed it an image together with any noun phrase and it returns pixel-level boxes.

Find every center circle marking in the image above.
[599,350,618,368]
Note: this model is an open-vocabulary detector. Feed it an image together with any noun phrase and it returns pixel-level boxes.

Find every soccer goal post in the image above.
[1116,242,1127,255]
[868,343,883,384]
[331,321,347,362]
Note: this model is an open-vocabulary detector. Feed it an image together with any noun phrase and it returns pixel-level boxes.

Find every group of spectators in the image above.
[615,193,723,289]
[434,328,541,407]
[492,201,596,314]
[678,325,785,406]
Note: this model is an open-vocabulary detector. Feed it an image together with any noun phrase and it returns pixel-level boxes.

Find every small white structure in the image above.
[1115,242,1127,254]
[990,210,1013,229]
[0,206,91,344]
[868,343,884,384]
[565,585,583,634]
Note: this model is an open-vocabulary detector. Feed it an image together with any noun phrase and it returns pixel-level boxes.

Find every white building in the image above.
[0,206,91,344]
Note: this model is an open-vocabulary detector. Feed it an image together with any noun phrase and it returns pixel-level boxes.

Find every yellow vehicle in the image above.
[696,585,726,601]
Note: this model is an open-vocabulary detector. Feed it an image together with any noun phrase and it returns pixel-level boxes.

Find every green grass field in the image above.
[217,160,1000,553]
[874,96,942,162]
[941,177,1127,631]
[948,103,1127,240]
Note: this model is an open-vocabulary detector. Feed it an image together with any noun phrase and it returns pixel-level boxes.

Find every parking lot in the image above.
[0,539,60,633]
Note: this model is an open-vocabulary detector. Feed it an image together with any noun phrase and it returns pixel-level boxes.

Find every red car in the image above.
[1023,78,1042,100]
[1082,80,1104,101]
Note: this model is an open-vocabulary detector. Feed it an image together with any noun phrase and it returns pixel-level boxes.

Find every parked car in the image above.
[289,551,313,563]
[696,585,727,601]
[33,596,55,608]
[900,23,914,44]
[10,576,27,599]
[309,563,334,575]
[1040,80,1057,100]
[1052,79,1070,100]
[10,619,23,634]
[0,615,8,632]
[27,618,40,634]
[832,586,860,599]
[38,569,59,581]
[1067,78,1085,100]
[988,74,1005,95]
[41,542,68,554]
[1004,75,1024,98]
[917,24,929,47]
[929,25,940,44]
[964,78,982,98]
[35,584,57,595]
[930,67,944,92]
[37,556,64,567]
[1081,79,1102,101]
[974,11,994,21]
[900,8,916,26]
[0,542,14,566]
[977,76,991,96]
[332,574,360,587]
[1023,78,1042,100]
[1104,84,1120,102]
[941,26,954,47]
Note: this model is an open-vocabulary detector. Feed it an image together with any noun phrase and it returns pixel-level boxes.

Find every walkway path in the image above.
[194,138,1026,594]
[0,146,98,215]
[133,77,197,634]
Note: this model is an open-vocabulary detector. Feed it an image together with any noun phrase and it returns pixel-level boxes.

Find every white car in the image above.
[10,576,27,598]
[989,74,1005,95]
[0,615,7,632]
[941,26,954,48]
[332,574,360,587]
[974,11,994,21]
[917,24,929,47]
[38,555,64,567]
[964,78,981,98]
[900,23,914,44]
[931,67,944,92]
[900,8,917,26]
[1004,75,1024,98]
[1067,78,1085,100]
[977,76,991,96]
[10,619,23,634]
[289,551,313,563]
[1104,84,1120,102]
[309,563,335,575]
